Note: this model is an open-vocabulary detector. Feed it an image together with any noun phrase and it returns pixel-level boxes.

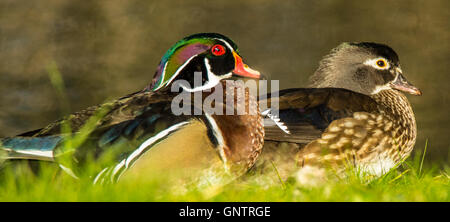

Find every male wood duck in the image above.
[0,33,264,184]
[257,42,421,179]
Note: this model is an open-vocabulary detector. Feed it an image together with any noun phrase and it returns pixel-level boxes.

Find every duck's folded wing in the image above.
[261,88,379,144]
[1,91,197,179]
[1,112,195,181]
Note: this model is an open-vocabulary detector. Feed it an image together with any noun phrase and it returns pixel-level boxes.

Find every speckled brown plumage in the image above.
[258,87,417,178]
[206,80,264,175]
[298,89,416,172]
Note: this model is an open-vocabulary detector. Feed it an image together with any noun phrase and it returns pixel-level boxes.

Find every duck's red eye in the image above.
[211,44,226,56]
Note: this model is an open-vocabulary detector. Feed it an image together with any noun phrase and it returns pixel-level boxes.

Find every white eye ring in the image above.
[364,57,390,70]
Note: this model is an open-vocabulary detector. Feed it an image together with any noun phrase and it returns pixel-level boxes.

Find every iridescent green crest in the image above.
[150,33,237,91]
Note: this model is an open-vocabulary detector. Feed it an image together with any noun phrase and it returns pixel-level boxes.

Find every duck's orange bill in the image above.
[232,52,260,79]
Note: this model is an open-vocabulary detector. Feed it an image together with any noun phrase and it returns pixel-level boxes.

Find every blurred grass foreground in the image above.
[0,144,448,202]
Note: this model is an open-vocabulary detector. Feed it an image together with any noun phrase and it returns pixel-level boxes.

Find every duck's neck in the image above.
[371,89,417,160]
[204,80,264,174]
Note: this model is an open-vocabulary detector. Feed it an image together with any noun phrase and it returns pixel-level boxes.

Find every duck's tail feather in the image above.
[0,136,62,163]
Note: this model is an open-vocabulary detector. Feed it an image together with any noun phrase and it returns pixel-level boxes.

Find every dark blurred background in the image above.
[0,0,448,164]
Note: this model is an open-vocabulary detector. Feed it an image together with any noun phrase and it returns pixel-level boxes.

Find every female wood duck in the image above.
[258,42,421,179]
[0,33,264,184]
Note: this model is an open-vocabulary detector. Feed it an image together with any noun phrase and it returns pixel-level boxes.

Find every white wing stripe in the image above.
[204,113,228,171]
[263,109,291,134]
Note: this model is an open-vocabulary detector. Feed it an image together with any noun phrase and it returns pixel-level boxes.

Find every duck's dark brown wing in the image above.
[261,88,380,144]
[2,90,203,181]
[20,90,159,137]
[4,90,193,164]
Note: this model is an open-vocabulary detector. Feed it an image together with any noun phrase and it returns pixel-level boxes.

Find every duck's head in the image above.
[310,42,421,96]
[149,33,261,92]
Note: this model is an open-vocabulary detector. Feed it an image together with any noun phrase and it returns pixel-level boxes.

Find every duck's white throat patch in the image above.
[179,58,232,93]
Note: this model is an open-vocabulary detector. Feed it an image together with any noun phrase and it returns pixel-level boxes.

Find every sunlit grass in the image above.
[0,149,448,202]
